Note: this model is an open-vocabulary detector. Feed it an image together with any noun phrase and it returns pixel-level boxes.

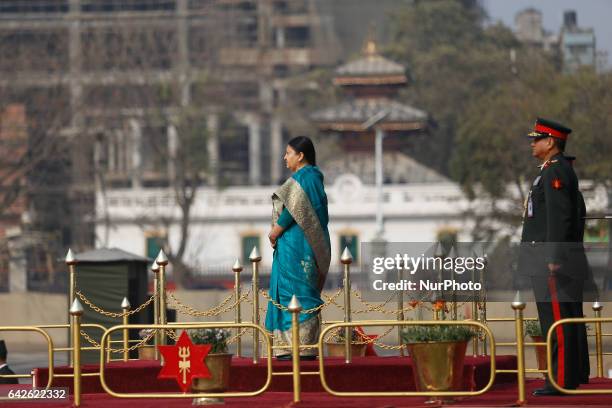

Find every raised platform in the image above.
[5,379,612,408]
[34,355,517,394]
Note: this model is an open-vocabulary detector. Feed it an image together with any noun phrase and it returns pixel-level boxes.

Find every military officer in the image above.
[519,118,590,396]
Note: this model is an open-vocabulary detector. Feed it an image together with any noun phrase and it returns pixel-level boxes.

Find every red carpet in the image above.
[33,356,517,394]
[21,356,612,407]
[4,379,612,408]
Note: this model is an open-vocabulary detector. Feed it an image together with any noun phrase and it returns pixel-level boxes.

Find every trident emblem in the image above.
[178,346,191,384]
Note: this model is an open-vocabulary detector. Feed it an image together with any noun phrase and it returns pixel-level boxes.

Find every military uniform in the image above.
[518,118,590,392]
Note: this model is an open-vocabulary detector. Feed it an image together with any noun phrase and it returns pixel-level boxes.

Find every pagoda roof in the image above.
[334,41,407,85]
[336,54,406,77]
[311,98,428,132]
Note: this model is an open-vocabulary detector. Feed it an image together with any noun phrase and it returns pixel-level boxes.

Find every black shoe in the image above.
[276,354,291,361]
[532,387,574,396]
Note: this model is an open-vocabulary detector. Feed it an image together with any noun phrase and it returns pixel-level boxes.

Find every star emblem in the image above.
[158,330,212,392]
[552,178,563,190]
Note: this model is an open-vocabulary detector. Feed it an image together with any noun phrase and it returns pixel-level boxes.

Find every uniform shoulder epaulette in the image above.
[538,159,558,171]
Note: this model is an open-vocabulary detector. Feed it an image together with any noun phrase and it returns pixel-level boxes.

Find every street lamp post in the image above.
[362,109,390,239]
[375,126,385,238]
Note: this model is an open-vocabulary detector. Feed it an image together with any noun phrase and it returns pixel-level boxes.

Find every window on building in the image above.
[141,126,169,182]
[339,233,359,264]
[146,233,167,260]
[81,0,176,13]
[285,26,311,48]
[219,117,249,186]
[241,234,260,264]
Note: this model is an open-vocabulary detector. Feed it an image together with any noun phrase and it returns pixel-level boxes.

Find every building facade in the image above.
[560,11,596,73]
[513,8,597,73]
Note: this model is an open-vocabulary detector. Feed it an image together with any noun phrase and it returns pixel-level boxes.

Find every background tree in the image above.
[386,0,611,241]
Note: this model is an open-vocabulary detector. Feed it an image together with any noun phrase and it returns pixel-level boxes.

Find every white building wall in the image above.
[96,175,481,272]
[96,175,608,274]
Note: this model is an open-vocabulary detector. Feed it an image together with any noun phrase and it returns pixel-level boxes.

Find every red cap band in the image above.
[534,124,568,140]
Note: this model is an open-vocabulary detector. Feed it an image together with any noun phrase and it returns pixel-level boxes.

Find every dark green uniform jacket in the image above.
[518,153,588,281]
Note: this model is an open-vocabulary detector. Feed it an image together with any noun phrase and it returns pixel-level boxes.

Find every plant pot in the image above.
[531,336,547,377]
[407,340,468,403]
[325,342,367,358]
[192,353,232,405]
[138,345,157,360]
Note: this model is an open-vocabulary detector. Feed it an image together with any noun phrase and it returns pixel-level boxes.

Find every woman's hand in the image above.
[268,224,284,248]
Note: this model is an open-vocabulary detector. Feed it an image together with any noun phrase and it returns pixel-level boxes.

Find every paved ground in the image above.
[8,352,69,384]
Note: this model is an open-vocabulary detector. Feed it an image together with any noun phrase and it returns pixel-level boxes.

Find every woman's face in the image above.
[284,145,304,172]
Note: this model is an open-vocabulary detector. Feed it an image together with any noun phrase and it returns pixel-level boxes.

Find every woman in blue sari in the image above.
[266,136,331,360]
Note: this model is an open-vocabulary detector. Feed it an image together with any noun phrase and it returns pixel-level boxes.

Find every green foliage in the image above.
[401,325,476,343]
[524,320,542,338]
[559,69,612,186]
[386,0,522,176]
[386,0,612,240]
[189,328,231,354]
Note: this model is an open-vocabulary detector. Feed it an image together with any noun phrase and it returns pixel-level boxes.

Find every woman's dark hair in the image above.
[288,136,316,165]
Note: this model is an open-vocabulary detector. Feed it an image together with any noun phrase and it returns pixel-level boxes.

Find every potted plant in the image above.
[402,325,475,402]
[137,328,157,360]
[324,327,367,358]
[190,328,232,405]
[525,320,547,374]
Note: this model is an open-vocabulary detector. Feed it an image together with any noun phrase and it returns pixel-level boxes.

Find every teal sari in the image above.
[265,165,331,356]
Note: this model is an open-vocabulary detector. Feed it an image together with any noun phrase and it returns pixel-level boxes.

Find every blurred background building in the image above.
[0,0,425,290]
[0,0,609,292]
[513,8,597,73]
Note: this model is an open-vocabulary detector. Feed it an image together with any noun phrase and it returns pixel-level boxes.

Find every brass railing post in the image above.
[70,299,84,406]
[593,301,604,378]
[479,254,488,356]
[471,262,479,356]
[448,246,458,320]
[397,266,404,356]
[511,292,526,406]
[249,246,262,364]
[66,248,77,367]
[232,259,243,358]
[156,250,169,348]
[151,261,160,360]
[288,295,302,403]
[434,242,445,320]
[340,247,353,364]
[121,297,131,362]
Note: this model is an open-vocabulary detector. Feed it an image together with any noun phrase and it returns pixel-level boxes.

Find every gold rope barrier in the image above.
[318,320,497,398]
[0,326,55,394]
[156,250,169,349]
[593,301,604,378]
[288,296,302,403]
[121,298,130,362]
[99,322,273,400]
[341,247,353,363]
[547,316,612,395]
[249,246,262,364]
[233,259,243,357]
[66,249,77,367]
[511,293,527,404]
[70,298,84,406]
[152,261,160,360]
